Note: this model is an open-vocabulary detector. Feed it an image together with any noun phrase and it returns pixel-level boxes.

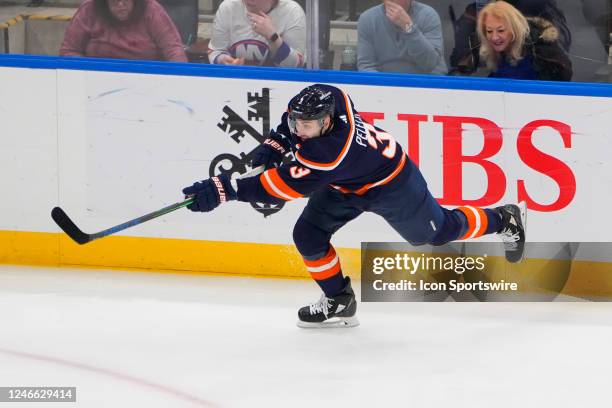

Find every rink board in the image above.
[0,56,611,296]
[2,230,612,299]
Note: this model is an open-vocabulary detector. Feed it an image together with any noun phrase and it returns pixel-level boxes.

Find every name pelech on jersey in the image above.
[236,85,409,204]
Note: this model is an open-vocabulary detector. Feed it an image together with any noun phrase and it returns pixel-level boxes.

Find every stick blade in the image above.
[51,207,91,245]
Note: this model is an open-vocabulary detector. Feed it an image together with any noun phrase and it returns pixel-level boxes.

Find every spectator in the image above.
[357,0,447,74]
[477,1,572,80]
[208,0,306,67]
[450,0,571,75]
[60,0,187,62]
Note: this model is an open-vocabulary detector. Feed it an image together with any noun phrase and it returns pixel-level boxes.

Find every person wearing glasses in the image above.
[60,0,187,62]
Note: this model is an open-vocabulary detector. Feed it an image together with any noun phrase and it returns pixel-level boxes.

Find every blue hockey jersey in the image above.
[236,84,411,204]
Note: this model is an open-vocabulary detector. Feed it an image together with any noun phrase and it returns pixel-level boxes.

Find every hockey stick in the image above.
[51,199,195,245]
[51,165,264,245]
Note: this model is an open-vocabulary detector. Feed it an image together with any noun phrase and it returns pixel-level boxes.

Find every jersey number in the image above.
[290,166,311,179]
[365,123,396,159]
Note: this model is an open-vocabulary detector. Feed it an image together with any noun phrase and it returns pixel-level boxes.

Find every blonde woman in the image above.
[477,1,572,81]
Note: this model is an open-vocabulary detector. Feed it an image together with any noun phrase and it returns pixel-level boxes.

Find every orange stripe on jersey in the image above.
[330,153,407,196]
[331,185,351,194]
[353,153,406,195]
[259,169,303,201]
[260,172,285,201]
[295,90,355,171]
[457,206,489,239]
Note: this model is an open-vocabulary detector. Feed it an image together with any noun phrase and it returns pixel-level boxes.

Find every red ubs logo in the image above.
[361,112,576,212]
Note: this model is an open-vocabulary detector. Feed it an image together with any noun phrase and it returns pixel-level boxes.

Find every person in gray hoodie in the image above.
[357,0,447,74]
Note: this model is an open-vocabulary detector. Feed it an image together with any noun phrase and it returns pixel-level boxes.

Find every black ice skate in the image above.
[297,277,359,328]
[496,202,526,263]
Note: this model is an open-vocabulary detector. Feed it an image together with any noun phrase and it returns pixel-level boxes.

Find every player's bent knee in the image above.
[293,217,331,257]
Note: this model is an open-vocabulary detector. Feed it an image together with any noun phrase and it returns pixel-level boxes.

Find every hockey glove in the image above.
[251,130,291,170]
[182,174,237,212]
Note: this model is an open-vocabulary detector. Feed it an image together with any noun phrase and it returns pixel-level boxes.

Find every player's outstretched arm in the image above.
[182,174,237,213]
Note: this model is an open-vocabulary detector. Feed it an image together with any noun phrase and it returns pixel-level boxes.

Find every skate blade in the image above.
[296,316,360,329]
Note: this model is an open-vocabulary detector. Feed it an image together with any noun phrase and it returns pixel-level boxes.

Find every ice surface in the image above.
[1,265,611,407]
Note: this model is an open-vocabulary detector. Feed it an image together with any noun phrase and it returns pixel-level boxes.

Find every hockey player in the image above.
[182,84,525,328]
